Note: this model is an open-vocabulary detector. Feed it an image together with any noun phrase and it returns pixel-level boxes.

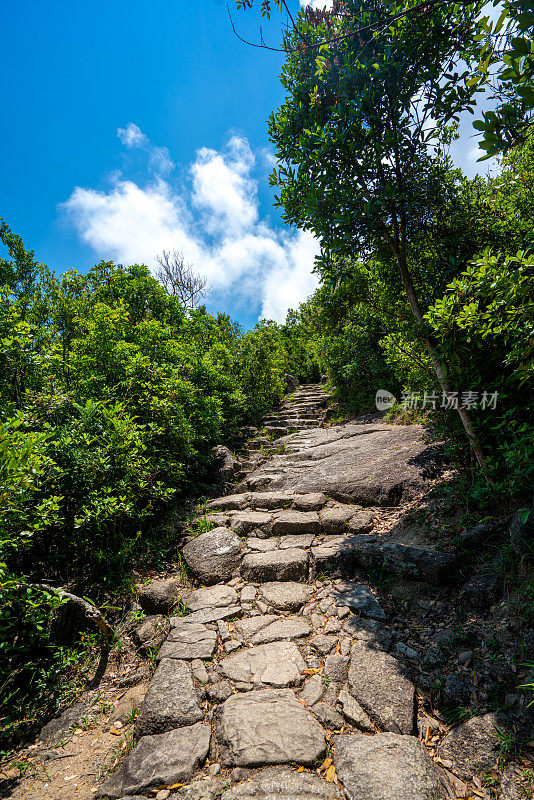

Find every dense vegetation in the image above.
[1,0,533,756]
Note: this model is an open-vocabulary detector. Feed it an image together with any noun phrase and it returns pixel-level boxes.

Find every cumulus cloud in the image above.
[61,128,319,322]
[299,0,334,8]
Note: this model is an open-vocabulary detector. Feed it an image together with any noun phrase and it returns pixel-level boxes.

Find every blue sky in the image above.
[0,0,496,327]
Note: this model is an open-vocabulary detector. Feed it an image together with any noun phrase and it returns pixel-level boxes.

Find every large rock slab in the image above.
[348,640,415,734]
[272,510,321,535]
[229,510,273,536]
[250,617,312,645]
[259,581,314,611]
[438,712,509,781]
[334,581,386,621]
[245,423,443,506]
[182,528,243,584]
[310,540,355,578]
[241,548,308,582]
[157,621,217,661]
[355,541,456,585]
[221,767,343,799]
[95,723,210,798]
[319,505,360,533]
[135,658,203,736]
[218,688,326,766]
[334,733,447,799]
[220,641,305,687]
[186,584,238,611]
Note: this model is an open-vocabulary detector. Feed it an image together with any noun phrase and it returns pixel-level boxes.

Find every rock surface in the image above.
[438,712,508,781]
[183,528,243,584]
[135,658,203,736]
[220,766,343,799]
[219,640,305,687]
[157,621,218,661]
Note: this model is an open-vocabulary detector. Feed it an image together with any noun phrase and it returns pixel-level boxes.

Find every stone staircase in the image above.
[95,386,505,800]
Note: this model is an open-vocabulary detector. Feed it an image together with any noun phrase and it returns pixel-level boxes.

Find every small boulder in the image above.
[138,579,181,614]
[131,615,170,653]
[438,712,510,781]
[211,445,241,480]
[135,659,203,736]
[182,528,243,585]
[259,581,313,611]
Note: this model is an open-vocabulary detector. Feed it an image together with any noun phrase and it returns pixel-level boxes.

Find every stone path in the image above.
[95,385,467,800]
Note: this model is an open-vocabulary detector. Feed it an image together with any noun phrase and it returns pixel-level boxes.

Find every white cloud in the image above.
[299,0,334,8]
[61,132,319,322]
[117,122,148,148]
[149,145,175,176]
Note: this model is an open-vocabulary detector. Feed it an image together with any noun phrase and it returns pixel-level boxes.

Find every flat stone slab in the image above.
[355,541,456,585]
[234,614,279,639]
[320,505,360,533]
[292,493,328,511]
[337,690,374,732]
[182,528,243,584]
[259,581,314,611]
[221,767,343,799]
[172,605,241,625]
[348,640,415,734]
[186,584,238,611]
[250,617,312,645]
[244,423,442,506]
[218,688,326,766]
[272,510,321,535]
[229,510,273,535]
[157,621,217,661]
[348,510,375,533]
[135,658,203,736]
[207,494,250,511]
[220,641,305,687]
[311,541,355,577]
[334,581,386,621]
[241,548,308,582]
[246,537,278,551]
[334,733,447,799]
[250,492,294,509]
[438,712,509,781]
[279,533,315,549]
[95,723,210,798]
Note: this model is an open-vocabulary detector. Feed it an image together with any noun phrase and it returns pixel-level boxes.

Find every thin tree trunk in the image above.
[28,584,115,641]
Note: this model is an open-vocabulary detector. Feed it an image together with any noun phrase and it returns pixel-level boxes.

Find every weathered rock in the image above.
[347,510,375,534]
[131,615,170,653]
[278,534,315,549]
[218,689,326,767]
[234,615,279,639]
[173,777,226,800]
[244,423,443,506]
[309,634,337,655]
[241,548,308,582]
[220,766,343,799]
[442,673,471,706]
[207,680,235,704]
[323,655,350,683]
[335,581,386,621]
[211,445,241,480]
[259,581,313,611]
[348,640,415,734]
[138,579,181,614]
[438,713,510,781]
[250,617,312,645]
[182,528,243,584]
[39,700,89,745]
[191,659,209,683]
[135,659,203,736]
[172,605,241,625]
[320,505,359,533]
[310,541,355,578]
[458,569,502,609]
[186,584,238,611]
[300,674,324,707]
[207,494,250,511]
[334,733,447,800]
[95,723,210,798]
[229,511,273,536]
[250,492,294,510]
[292,493,328,511]
[112,684,147,725]
[157,621,217,661]
[337,690,374,732]
[220,641,305,687]
[355,541,456,585]
[272,511,321,535]
[246,537,278,552]
[500,765,524,800]
[312,702,344,730]
[459,521,500,549]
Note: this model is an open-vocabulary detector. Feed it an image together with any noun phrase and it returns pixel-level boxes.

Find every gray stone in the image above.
[259,581,313,611]
[438,712,510,781]
[157,621,217,661]
[395,642,418,660]
[442,673,471,706]
[207,681,235,704]
[186,584,238,611]
[300,674,324,707]
[292,493,328,511]
[311,541,355,578]
[218,689,326,767]
[343,615,393,651]
[211,445,241,480]
[234,615,279,639]
[500,765,523,800]
[324,655,350,683]
[112,685,147,725]
[324,617,342,634]
[246,537,278,552]
[230,510,273,536]
[334,732,447,800]
[220,641,305,687]
[220,766,342,799]
[348,640,415,734]
[320,505,359,533]
[335,581,386,621]
[337,690,374,732]
[138,579,181,614]
[244,423,442,506]
[355,541,456,585]
[279,534,315,549]
[312,702,344,730]
[207,494,250,511]
[224,639,241,653]
[250,617,312,645]
[250,492,294,509]
[309,634,337,655]
[131,615,170,653]
[39,700,89,745]
[347,511,375,534]
[458,569,502,609]
[241,548,308,582]
[191,659,209,683]
[182,528,243,584]
[135,659,203,736]
[95,723,210,798]
[272,511,321,535]
[174,605,241,625]
[173,779,226,800]
[240,585,257,603]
